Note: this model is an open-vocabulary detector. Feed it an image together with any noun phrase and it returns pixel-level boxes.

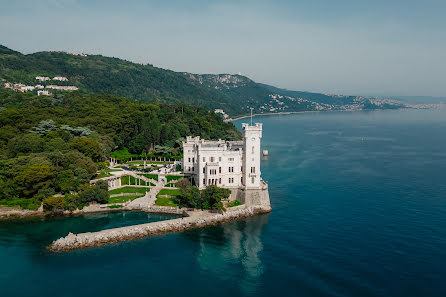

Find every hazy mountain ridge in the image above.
[0,45,410,116]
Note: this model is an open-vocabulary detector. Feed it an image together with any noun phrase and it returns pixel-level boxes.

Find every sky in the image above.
[1,0,446,97]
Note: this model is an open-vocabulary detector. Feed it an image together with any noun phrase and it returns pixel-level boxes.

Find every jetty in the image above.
[48,205,271,251]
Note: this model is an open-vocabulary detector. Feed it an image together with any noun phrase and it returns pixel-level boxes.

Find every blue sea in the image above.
[1,109,446,297]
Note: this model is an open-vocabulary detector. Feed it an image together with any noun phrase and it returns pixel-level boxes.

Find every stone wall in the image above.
[235,187,271,207]
[147,205,184,215]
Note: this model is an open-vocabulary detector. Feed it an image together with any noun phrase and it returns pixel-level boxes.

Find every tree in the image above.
[79,183,109,204]
[73,168,91,191]
[111,148,132,163]
[54,170,75,193]
[188,186,201,209]
[8,134,44,156]
[44,138,69,153]
[62,151,98,176]
[14,163,54,197]
[42,196,64,212]
[201,185,230,211]
[176,178,190,190]
[31,119,57,135]
[70,137,102,161]
[0,125,19,145]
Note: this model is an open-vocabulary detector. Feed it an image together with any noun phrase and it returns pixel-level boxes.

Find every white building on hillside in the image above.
[46,85,78,91]
[53,76,68,81]
[183,123,264,190]
[37,90,50,96]
[36,76,50,82]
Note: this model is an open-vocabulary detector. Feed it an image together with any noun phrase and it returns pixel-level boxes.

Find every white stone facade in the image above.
[183,123,263,190]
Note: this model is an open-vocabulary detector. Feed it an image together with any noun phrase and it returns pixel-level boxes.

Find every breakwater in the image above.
[48,205,271,251]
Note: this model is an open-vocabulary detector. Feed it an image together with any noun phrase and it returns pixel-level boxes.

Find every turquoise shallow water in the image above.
[1,109,446,297]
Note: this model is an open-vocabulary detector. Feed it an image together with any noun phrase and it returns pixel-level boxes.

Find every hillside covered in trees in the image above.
[0,45,407,116]
[0,89,240,208]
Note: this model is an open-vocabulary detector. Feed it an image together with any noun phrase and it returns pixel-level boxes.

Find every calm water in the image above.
[1,109,446,297]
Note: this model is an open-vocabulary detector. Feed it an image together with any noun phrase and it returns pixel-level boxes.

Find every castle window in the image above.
[192,158,195,162]
[203,157,205,162]
[251,167,255,173]
[228,157,234,162]
[203,178,206,185]
[219,178,221,184]
[188,158,191,162]
[241,177,243,184]
[203,167,205,174]
[219,157,222,162]
[192,167,194,172]
[229,167,234,173]
[219,167,221,173]
[251,177,255,184]
[210,157,215,162]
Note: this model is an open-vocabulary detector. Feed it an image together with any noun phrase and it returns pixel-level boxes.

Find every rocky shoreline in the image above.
[0,206,44,219]
[1,202,218,219]
[48,205,271,251]
[0,203,128,219]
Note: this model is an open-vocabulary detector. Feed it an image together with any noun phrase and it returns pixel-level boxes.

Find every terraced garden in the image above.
[121,175,155,186]
[155,189,181,207]
[108,195,144,204]
[108,187,150,195]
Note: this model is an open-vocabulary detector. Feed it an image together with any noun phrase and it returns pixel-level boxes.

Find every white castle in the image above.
[182,123,270,207]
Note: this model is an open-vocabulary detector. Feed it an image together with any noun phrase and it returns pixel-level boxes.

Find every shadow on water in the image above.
[182,213,270,295]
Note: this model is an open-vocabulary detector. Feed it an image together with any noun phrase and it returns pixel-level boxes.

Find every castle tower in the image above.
[242,123,262,189]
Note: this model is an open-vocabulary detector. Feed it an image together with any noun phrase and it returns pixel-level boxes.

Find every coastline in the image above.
[228,110,312,122]
[0,203,184,220]
[227,107,418,122]
[48,205,272,251]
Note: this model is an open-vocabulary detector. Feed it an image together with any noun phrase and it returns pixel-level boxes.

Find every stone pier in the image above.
[48,205,271,251]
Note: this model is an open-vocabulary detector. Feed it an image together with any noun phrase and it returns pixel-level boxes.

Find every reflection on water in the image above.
[183,214,269,295]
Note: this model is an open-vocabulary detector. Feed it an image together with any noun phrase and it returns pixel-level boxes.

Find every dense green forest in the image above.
[0,89,241,208]
[0,45,243,115]
[0,45,406,117]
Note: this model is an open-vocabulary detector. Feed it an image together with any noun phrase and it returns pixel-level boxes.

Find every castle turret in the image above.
[242,123,262,189]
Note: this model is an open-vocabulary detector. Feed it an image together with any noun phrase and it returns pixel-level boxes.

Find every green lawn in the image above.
[157,189,181,197]
[166,175,183,182]
[165,183,177,188]
[228,200,243,207]
[96,168,122,179]
[108,204,124,208]
[108,187,150,195]
[108,195,143,204]
[155,197,178,207]
[142,174,158,181]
